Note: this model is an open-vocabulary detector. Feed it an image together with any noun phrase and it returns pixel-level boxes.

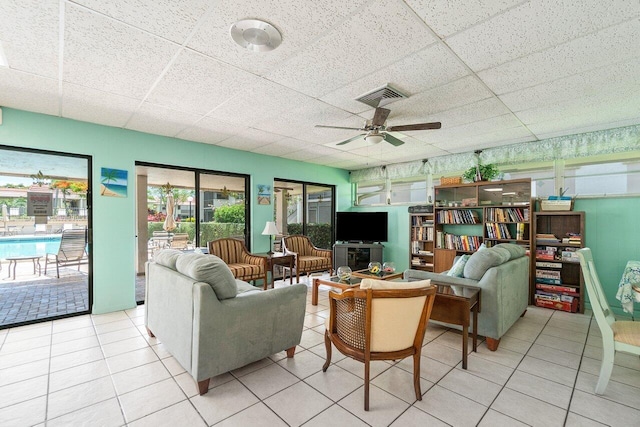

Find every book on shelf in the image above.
[535,283,579,296]
[536,269,561,279]
[536,261,562,268]
[534,292,576,303]
[536,277,562,285]
[436,209,480,224]
[534,297,579,313]
[536,233,560,244]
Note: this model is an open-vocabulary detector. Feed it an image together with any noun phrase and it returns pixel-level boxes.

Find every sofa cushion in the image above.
[463,248,504,280]
[175,253,238,300]
[236,279,260,295]
[153,249,182,270]
[447,254,470,277]
[360,278,431,290]
[494,243,525,260]
[492,246,511,264]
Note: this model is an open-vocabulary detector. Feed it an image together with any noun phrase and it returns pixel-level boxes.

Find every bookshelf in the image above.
[532,211,585,313]
[433,178,532,271]
[409,213,435,272]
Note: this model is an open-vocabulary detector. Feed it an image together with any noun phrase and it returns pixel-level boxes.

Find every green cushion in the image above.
[447,254,470,277]
[175,253,238,300]
[463,248,503,280]
[492,247,511,264]
[153,249,182,270]
[494,243,525,260]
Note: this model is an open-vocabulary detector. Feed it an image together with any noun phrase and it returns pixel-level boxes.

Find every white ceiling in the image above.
[1,0,639,171]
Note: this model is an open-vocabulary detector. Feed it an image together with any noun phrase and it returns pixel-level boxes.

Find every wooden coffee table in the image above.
[312,273,480,369]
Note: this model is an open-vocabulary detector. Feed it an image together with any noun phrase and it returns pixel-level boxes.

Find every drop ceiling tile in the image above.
[320,43,469,114]
[0,0,59,78]
[433,126,533,153]
[63,3,180,98]
[62,83,141,128]
[215,128,285,151]
[250,138,307,156]
[411,97,512,132]
[188,0,370,76]
[499,56,640,113]
[206,79,311,128]
[446,1,640,71]
[146,49,262,115]
[479,19,640,95]
[280,149,322,161]
[267,0,436,97]
[327,158,369,170]
[533,116,640,140]
[72,0,210,44]
[0,68,59,116]
[405,0,525,38]
[126,102,201,137]
[255,112,363,144]
[388,76,493,121]
[176,116,247,145]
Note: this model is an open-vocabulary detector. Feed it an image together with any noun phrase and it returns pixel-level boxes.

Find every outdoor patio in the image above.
[0,260,89,328]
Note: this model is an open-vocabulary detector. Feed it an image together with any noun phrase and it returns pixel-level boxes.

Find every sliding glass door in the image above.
[274,179,334,249]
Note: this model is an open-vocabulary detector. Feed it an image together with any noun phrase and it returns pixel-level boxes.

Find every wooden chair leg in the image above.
[146,327,155,338]
[286,346,296,358]
[486,337,500,351]
[198,378,210,395]
[322,330,332,372]
[413,352,422,401]
[364,359,370,411]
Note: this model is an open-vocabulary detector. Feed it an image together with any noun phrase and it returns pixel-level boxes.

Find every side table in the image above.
[257,252,295,290]
[6,255,42,280]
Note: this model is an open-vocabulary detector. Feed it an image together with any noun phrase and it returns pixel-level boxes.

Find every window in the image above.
[502,168,555,198]
[355,181,386,206]
[389,178,428,204]
[563,159,640,197]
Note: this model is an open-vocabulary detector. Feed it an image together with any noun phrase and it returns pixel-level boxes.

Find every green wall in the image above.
[0,108,351,314]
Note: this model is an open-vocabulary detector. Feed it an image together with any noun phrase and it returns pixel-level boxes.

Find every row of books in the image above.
[437,232,482,251]
[535,246,579,262]
[485,207,529,222]
[411,217,433,227]
[536,233,560,244]
[411,225,434,241]
[411,241,433,255]
[534,293,579,312]
[411,258,433,268]
[535,283,579,297]
[561,232,582,245]
[485,222,512,239]
[436,209,480,224]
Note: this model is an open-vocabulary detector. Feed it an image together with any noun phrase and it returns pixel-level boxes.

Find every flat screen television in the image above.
[335,211,388,243]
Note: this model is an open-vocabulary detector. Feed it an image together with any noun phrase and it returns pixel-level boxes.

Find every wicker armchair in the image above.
[323,278,436,411]
[282,235,333,283]
[208,238,268,288]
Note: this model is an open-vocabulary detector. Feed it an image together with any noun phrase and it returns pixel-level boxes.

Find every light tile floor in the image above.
[1,277,639,426]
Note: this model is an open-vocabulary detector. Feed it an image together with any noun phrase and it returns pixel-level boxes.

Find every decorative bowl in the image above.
[368,262,382,275]
[382,262,396,273]
[336,266,352,281]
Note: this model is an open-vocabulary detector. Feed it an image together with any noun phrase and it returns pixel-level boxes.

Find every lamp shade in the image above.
[261,221,279,235]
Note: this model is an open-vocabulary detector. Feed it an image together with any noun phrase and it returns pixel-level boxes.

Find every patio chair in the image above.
[45,229,88,278]
[169,233,191,250]
[323,278,436,410]
[576,248,640,394]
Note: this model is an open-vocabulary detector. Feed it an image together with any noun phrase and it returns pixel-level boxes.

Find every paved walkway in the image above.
[0,262,89,328]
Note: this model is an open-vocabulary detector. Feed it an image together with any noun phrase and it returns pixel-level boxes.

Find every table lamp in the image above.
[261,221,279,255]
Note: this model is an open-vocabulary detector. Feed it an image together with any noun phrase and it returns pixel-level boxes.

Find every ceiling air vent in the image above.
[354,84,407,108]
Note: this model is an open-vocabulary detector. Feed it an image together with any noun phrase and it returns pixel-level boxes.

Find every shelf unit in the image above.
[409,213,435,272]
[433,178,532,271]
[532,211,585,313]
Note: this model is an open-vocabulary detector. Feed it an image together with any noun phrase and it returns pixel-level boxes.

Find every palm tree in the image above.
[101,169,119,195]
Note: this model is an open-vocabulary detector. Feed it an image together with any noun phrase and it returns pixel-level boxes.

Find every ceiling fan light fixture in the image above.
[365,134,384,144]
[230,19,282,52]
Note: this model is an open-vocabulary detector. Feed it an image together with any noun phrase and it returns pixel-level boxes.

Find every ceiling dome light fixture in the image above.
[230,19,282,52]
[365,133,384,144]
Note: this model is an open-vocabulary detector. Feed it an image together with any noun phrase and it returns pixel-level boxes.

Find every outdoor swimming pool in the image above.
[0,236,61,259]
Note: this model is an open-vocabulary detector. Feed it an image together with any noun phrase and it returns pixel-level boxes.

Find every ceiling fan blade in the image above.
[386,122,442,132]
[383,133,405,146]
[315,124,364,130]
[372,107,391,127]
[336,134,366,145]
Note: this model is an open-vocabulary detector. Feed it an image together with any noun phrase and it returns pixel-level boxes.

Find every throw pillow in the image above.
[447,254,470,277]
[176,253,238,300]
[463,248,503,280]
[494,243,525,260]
[477,243,488,251]
[153,249,183,270]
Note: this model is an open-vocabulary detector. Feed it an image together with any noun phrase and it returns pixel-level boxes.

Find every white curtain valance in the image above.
[350,123,640,183]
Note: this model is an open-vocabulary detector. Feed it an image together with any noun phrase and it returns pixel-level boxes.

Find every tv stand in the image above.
[333,243,383,271]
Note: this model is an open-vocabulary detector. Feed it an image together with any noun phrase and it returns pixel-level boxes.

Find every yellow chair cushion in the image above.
[612,321,640,346]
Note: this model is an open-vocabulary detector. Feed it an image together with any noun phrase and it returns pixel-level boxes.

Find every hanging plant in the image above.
[462,164,500,182]
[160,182,174,195]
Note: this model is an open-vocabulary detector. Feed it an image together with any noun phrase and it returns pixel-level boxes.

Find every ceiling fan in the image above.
[315,107,441,146]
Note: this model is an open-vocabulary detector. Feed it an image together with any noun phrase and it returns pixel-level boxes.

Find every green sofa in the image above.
[145,249,307,395]
[404,243,529,351]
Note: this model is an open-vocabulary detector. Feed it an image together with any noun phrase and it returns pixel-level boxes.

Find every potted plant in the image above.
[462,164,500,182]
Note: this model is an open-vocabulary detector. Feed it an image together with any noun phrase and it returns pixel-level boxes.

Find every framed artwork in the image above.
[100,168,128,197]
[257,184,271,205]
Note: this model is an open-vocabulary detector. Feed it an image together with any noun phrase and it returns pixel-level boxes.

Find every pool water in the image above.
[0,237,62,259]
